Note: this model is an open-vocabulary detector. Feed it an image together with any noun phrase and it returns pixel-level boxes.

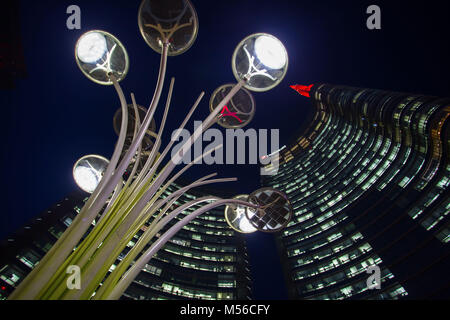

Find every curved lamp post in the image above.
[9,0,290,300]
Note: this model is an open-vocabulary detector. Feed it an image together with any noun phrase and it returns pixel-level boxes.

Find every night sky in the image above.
[0,0,449,299]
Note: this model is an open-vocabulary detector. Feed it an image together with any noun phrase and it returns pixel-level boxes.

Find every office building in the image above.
[262,83,450,299]
[0,185,252,300]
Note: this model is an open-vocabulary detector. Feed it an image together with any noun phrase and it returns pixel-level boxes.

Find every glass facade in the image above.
[0,187,252,300]
[262,84,450,299]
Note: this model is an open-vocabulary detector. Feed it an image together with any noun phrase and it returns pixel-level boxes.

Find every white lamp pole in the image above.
[9,0,291,300]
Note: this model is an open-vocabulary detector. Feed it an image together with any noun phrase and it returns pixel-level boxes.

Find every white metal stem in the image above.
[93,195,217,299]
[106,198,258,299]
[7,73,130,300]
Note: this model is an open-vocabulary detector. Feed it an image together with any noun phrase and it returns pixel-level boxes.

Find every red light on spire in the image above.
[290,84,314,98]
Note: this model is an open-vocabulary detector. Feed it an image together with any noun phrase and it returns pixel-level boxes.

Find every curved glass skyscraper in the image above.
[263,83,450,299]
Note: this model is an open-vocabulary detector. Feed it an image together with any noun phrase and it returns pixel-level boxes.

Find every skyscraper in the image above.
[262,83,450,299]
[0,184,252,300]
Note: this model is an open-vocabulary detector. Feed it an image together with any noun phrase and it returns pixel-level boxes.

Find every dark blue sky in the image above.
[0,0,449,299]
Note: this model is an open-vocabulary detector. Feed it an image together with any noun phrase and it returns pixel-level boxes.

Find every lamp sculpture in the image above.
[10,0,291,300]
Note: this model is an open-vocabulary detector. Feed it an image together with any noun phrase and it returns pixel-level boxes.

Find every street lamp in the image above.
[232,32,289,92]
[225,195,258,234]
[75,30,129,85]
[210,84,256,129]
[10,0,291,300]
[73,155,109,194]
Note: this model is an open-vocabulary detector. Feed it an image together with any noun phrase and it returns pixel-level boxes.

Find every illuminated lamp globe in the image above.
[73,155,109,194]
[224,195,257,234]
[75,30,129,85]
[254,35,287,69]
[232,33,288,92]
[76,32,107,63]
